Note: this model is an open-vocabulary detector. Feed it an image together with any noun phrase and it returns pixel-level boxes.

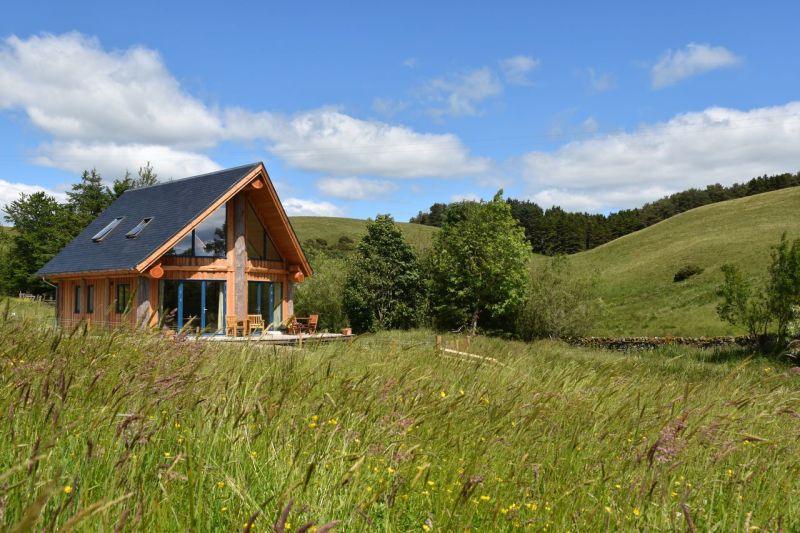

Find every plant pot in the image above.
[340,327,352,336]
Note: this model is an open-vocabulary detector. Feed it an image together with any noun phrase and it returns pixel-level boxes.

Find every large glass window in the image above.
[247,281,283,329]
[159,280,226,333]
[246,203,282,261]
[168,205,227,257]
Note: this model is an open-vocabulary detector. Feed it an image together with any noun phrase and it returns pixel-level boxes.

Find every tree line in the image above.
[0,164,157,295]
[410,171,800,255]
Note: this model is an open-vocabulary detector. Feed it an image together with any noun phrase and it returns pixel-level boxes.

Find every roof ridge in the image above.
[122,162,262,193]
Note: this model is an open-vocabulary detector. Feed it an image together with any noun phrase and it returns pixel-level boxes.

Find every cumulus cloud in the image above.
[651,43,742,89]
[282,198,344,217]
[425,67,503,117]
[522,101,800,212]
[587,68,614,92]
[0,32,489,183]
[0,180,66,217]
[33,141,221,179]
[316,177,398,200]
[0,33,222,146]
[253,108,490,178]
[451,193,481,202]
[499,55,540,85]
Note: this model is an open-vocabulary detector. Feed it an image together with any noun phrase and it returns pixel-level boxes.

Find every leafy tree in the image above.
[428,192,529,334]
[717,235,800,345]
[343,215,424,332]
[67,169,113,227]
[519,256,600,339]
[111,162,159,199]
[294,254,349,331]
[2,192,78,295]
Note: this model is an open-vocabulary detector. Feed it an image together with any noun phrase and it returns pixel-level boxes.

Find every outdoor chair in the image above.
[225,315,245,337]
[247,314,264,335]
[293,314,319,335]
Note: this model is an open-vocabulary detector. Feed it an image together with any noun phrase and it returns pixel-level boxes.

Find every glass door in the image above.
[160,280,226,333]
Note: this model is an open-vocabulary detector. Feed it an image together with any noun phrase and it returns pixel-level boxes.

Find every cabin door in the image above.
[160,280,226,333]
[247,281,283,329]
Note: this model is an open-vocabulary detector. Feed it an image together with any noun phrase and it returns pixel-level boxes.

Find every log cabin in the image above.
[37,162,312,334]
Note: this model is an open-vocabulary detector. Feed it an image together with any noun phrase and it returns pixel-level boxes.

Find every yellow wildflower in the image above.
[311,415,319,422]
[604,506,612,514]
[422,525,431,532]
[727,469,734,478]
[480,495,491,502]
[63,485,73,494]
[387,467,396,474]
[632,507,641,517]
[308,422,318,429]
[163,452,171,458]
[217,481,225,489]
[327,419,337,426]
[221,506,228,512]
[439,391,447,399]
[250,451,258,458]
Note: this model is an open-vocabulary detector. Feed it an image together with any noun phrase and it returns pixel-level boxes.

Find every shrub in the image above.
[717,234,800,346]
[519,256,600,340]
[293,254,349,331]
[674,264,704,282]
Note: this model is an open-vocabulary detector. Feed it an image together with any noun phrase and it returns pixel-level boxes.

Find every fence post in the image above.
[435,335,442,352]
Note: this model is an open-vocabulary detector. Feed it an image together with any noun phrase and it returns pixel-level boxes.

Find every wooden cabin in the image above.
[37,163,312,334]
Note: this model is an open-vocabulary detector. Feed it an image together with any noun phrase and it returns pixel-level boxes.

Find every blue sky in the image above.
[2,1,800,220]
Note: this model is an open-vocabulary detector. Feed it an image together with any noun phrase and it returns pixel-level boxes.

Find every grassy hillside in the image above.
[290,217,437,255]
[2,318,798,530]
[565,187,800,336]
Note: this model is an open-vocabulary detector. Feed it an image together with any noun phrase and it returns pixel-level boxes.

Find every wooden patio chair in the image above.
[305,314,319,334]
[225,315,245,337]
[247,314,264,335]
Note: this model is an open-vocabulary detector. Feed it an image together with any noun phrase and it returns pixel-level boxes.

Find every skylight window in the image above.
[91,217,124,242]
[126,217,154,238]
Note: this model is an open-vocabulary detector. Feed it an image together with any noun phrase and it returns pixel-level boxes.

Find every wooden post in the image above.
[435,335,442,352]
[233,196,247,320]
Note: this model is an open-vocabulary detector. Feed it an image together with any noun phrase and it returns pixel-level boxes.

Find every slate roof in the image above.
[38,163,261,276]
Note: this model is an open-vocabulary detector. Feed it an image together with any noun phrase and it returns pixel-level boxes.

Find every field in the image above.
[564,187,800,337]
[2,308,799,531]
[290,216,437,255]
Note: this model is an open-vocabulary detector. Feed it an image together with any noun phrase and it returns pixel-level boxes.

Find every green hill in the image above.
[289,216,437,255]
[564,187,800,336]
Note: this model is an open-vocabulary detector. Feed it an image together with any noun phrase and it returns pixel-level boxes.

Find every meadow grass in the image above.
[2,314,800,531]
[290,216,437,256]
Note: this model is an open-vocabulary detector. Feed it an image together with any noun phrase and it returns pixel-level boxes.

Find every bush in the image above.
[717,234,800,346]
[674,264,704,282]
[293,254,349,332]
[518,256,600,340]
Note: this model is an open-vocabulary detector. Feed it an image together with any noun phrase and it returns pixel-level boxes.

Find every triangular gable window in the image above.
[167,205,227,257]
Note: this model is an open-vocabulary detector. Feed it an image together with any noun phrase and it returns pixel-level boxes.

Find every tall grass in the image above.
[1,316,799,530]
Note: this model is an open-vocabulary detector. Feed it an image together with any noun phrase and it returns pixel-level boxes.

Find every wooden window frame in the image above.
[116,283,131,314]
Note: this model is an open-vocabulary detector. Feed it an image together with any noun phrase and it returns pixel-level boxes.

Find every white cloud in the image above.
[252,108,490,178]
[0,180,66,218]
[0,32,489,183]
[0,33,222,146]
[531,186,674,212]
[451,193,481,202]
[282,198,344,217]
[522,101,800,212]
[499,55,540,85]
[371,97,408,117]
[425,67,503,117]
[33,142,221,179]
[403,57,418,68]
[651,43,742,89]
[316,177,398,200]
[587,68,614,92]
[580,117,599,134]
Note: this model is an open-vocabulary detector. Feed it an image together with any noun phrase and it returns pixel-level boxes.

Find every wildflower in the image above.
[439,391,447,399]
[308,422,318,429]
[285,521,292,530]
[480,495,491,502]
[163,452,171,458]
[250,451,258,458]
[422,490,430,496]
[422,525,431,532]
[671,491,678,497]
[177,437,184,444]
[526,502,538,511]
[367,486,373,492]
[427,480,435,486]
[217,481,225,489]
[221,506,228,512]
[459,389,465,395]
[174,421,181,429]
[604,506,612,514]
[311,415,319,422]
[727,469,734,478]
[387,467,396,474]
[327,419,337,426]
[632,507,641,517]
[63,485,73,494]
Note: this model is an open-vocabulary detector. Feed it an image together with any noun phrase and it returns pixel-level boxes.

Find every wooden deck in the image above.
[195,332,354,345]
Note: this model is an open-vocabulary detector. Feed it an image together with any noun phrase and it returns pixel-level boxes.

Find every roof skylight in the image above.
[125,217,154,238]
[91,217,124,242]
